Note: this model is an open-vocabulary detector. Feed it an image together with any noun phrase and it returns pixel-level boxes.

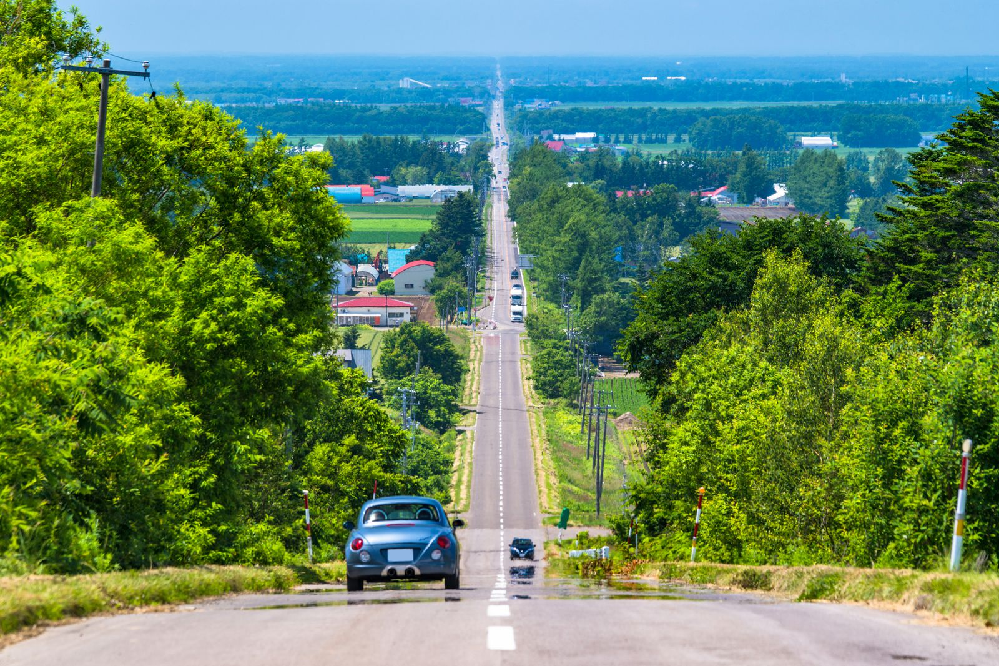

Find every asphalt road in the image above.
[3,68,999,666]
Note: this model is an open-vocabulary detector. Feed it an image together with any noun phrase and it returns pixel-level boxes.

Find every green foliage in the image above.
[531,343,579,400]
[228,103,486,137]
[631,253,999,569]
[0,0,106,76]
[870,148,910,196]
[385,368,460,434]
[729,146,774,203]
[839,114,921,148]
[0,5,440,574]
[407,191,482,264]
[341,326,362,349]
[786,149,849,216]
[377,322,464,387]
[620,215,865,396]
[376,279,396,295]
[689,114,788,151]
[867,90,999,314]
[322,134,488,186]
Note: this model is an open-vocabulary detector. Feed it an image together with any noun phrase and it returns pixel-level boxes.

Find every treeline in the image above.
[323,134,492,186]
[512,102,969,143]
[0,3,454,574]
[194,86,489,106]
[227,103,486,137]
[509,144,718,357]
[618,92,999,570]
[506,80,981,105]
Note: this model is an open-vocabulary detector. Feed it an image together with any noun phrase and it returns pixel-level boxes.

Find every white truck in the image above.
[510,284,523,306]
[511,305,524,323]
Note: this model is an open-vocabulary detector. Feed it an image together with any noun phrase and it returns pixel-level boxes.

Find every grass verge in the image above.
[0,562,346,641]
[547,554,999,630]
[449,428,475,515]
[521,335,558,514]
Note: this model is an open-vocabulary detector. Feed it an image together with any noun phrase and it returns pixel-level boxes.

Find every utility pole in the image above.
[595,398,613,518]
[61,57,150,198]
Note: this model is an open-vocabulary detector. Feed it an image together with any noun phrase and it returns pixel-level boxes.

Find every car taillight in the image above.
[437,535,451,549]
[351,537,364,551]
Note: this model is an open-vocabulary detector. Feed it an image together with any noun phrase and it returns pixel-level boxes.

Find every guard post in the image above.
[949,439,973,572]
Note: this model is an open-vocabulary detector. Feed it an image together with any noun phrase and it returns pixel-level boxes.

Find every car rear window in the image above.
[363,503,439,524]
[512,538,533,546]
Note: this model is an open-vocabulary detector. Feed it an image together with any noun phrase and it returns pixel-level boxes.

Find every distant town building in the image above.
[387,248,412,275]
[383,184,473,201]
[392,260,436,296]
[553,132,597,142]
[335,349,373,379]
[331,260,354,295]
[798,136,837,149]
[335,297,415,327]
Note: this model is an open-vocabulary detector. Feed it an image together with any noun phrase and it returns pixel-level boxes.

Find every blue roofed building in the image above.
[387,248,411,275]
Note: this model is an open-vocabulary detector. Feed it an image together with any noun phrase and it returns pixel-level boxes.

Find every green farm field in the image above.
[341,202,440,245]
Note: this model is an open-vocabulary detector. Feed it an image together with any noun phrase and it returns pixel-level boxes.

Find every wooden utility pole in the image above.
[61,57,150,197]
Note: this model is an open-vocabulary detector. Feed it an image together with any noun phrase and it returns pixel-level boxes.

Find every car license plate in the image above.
[387,549,413,563]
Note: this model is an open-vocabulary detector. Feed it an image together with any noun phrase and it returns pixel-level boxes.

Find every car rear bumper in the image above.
[347,561,457,581]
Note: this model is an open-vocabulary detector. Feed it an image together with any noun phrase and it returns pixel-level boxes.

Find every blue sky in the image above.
[64,1,999,56]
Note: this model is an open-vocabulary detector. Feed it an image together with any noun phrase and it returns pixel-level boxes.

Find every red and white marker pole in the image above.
[303,490,313,564]
[691,487,705,562]
[372,480,378,500]
[949,439,973,572]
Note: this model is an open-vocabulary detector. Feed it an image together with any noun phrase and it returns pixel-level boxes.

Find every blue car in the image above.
[343,495,464,591]
[509,537,535,560]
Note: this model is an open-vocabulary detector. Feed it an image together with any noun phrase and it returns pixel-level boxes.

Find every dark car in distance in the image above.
[509,537,535,560]
[510,269,519,279]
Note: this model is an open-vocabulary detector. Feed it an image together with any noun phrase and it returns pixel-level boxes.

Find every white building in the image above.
[388,184,474,199]
[392,260,435,296]
[799,136,837,149]
[331,261,353,295]
[335,297,415,327]
[553,132,597,142]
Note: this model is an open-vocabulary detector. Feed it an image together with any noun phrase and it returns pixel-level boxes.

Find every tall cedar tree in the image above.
[867,90,999,313]
[407,191,482,263]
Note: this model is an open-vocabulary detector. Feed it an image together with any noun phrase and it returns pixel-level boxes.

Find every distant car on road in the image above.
[510,269,519,279]
[343,495,464,591]
[509,537,536,560]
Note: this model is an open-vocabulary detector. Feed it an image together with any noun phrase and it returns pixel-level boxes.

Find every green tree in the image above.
[386,368,460,434]
[620,215,865,397]
[870,148,909,196]
[341,325,363,349]
[378,322,463,387]
[786,149,849,216]
[377,279,396,295]
[729,145,773,203]
[531,343,579,400]
[408,191,482,263]
[867,90,999,314]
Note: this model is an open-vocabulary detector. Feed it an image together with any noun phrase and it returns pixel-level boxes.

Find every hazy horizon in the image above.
[64,1,999,58]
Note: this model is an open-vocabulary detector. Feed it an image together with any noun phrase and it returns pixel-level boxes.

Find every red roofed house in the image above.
[371,175,391,183]
[335,296,415,327]
[544,140,569,153]
[392,260,436,296]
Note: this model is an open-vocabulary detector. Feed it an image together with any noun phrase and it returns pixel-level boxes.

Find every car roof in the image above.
[360,495,443,511]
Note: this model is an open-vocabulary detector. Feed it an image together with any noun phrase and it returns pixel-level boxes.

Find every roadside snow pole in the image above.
[690,487,705,562]
[949,439,973,572]
[372,480,378,500]
[303,490,313,564]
